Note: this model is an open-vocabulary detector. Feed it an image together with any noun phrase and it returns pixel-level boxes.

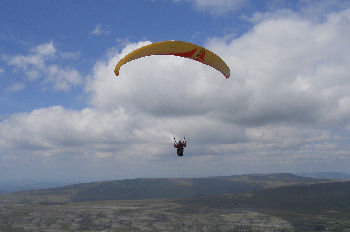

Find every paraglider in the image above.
[174,137,186,156]
[114,41,230,157]
[114,40,230,79]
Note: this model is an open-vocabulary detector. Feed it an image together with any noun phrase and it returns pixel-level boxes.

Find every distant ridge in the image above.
[298,172,350,180]
[0,173,322,205]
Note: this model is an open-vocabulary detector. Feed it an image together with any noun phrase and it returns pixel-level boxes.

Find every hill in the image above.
[0,173,320,205]
[298,171,350,180]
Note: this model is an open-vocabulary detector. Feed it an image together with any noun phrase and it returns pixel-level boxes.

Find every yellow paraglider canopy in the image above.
[114,41,230,79]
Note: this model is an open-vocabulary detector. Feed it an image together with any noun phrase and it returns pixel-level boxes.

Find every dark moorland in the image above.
[1,173,349,231]
[1,173,320,205]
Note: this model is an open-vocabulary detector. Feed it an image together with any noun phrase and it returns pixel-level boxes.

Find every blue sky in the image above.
[1,0,252,114]
[1,0,350,183]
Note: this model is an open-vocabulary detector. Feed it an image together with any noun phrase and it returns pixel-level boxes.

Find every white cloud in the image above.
[31,42,56,57]
[59,51,81,60]
[214,9,350,125]
[177,0,248,15]
[91,24,110,36]
[0,106,135,154]
[4,42,82,91]
[46,64,82,91]
[85,8,350,162]
[299,0,350,21]
[6,82,25,91]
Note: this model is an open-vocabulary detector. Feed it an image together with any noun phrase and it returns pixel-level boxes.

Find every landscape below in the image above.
[1,173,350,231]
